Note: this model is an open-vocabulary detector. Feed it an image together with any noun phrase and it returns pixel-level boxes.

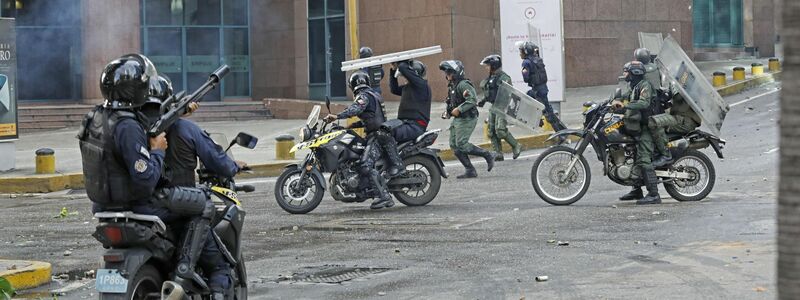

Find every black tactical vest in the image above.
[366,66,383,89]
[164,125,199,187]
[356,89,387,133]
[448,79,478,118]
[482,73,502,104]
[77,106,138,209]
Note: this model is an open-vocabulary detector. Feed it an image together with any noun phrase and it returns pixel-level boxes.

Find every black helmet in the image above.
[518,41,539,57]
[348,71,371,93]
[439,60,465,79]
[634,48,651,64]
[480,54,502,71]
[407,60,427,78]
[359,46,373,59]
[624,61,646,82]
[148,73,173,102]
[100,54,158,109]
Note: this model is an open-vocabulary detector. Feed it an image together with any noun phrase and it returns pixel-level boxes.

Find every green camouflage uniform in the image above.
[643,62,670,159]
[449,80,479,153]
[622,79,656,173]
[480,71,519,154]
[649,94,702,154]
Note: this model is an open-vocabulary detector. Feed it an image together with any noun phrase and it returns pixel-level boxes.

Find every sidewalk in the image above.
[0,58,779,184]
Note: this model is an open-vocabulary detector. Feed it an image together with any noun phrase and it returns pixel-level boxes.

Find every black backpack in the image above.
[530,57,548,86]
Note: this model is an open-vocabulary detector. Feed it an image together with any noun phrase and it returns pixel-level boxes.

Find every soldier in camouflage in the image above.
[478,54,521,161]
[439,60,496,179]
[635,48,672,167]
[612,61,662,205]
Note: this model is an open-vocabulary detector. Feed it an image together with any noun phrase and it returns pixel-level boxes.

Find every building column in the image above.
[81,0,141,104]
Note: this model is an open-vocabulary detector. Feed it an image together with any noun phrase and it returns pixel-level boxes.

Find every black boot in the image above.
[494,152,505,161]
[468,146,496,172]
[377,132,404,177]
[637,167,662,205]
[651,153,673,168]
[368,170,394,209]
[619,187,644,201]
[176,218,212,288]
[454,151,478,179]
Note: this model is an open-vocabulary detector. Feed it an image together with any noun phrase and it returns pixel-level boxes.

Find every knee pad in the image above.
[157,187,213,218]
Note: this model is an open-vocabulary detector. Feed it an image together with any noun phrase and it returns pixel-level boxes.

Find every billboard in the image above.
[0,18,16,141]
[499,0,565,102]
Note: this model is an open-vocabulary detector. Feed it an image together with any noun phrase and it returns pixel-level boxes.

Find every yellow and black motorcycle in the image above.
[274,103,447,214]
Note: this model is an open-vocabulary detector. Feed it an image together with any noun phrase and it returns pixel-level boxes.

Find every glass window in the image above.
[329,18,345,97]
[327,0,344,16]
[142,0,250,100]
[14,0,80,27]
[145,0,183,26]
[308,0,325,18]
[308,19,326,84]
[223,0,247,25]
[184,0,221,25]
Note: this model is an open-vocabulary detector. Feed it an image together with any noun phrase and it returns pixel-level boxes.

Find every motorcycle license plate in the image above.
[95,269,128,293]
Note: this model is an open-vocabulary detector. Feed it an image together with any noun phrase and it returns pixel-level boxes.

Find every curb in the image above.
[437,132,556,161]
[0,173,83,194]
[0,260,51,290]
[716,71,781,97]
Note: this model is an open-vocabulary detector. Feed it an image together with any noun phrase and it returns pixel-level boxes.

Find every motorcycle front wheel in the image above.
[391,155,442,206]
[531,146,592,206]
[274,167,324,214]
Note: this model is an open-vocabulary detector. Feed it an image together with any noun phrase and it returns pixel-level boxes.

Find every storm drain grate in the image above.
[277,265,394,284]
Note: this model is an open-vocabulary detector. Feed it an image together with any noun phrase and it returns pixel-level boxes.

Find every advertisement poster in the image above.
[0,18,16,141]
[499,0,565,102]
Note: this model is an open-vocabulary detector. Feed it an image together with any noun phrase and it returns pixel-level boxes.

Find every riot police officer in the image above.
[478,54,521,161]
[440,60,496,178]
[147,74,245,298]
[379,59,432,177]
[519,41,567,132]
[359,46,385,95]
[79,54,217,289]
[635,48,672,167]
[324,71,394,209]
[612,61,661,205]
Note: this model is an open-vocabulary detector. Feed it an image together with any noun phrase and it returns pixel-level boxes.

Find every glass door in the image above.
[308,0,346,100]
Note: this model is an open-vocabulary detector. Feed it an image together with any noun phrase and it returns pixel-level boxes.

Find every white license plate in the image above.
[95,269,128,294]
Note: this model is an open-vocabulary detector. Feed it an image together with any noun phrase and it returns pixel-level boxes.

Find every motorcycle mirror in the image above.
[325,96,332,114]
[234,132,258,149]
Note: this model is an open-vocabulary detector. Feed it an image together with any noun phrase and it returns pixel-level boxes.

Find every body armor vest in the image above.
[366,66,383,89]
[448,79,478,118]
[357,89,387,133]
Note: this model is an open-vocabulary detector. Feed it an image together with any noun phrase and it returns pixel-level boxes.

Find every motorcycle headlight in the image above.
[299,127,311,141]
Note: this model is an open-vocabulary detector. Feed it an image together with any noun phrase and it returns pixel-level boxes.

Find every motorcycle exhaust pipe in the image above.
[162,281,188,300]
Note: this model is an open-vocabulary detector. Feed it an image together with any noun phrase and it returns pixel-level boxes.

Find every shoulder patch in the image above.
[139,146,150,158]
[134,159,148,173]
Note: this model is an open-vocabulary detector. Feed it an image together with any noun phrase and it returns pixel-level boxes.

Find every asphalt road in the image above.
[2,83,780,299]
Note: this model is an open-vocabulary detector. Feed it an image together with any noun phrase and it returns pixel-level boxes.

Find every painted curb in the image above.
[0,173,83,194]
[0,260,51,290]
[716,71,781,97]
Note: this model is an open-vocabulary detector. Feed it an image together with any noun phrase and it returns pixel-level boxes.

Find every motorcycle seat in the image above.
[94,211,168,233]
[398,129,441,150]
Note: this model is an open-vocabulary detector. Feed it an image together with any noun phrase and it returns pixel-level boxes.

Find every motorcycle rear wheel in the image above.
[392,155,442,206]
[663,149,715,201]
[531,146,592,206]
[98,264,162,300]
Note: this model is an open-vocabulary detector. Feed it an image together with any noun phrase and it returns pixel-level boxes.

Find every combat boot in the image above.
[637,167,662,205]
[619,187,644,201]
[377,132,404,177]
[468,146,496,172]
[651,153,673,168]
[495,152,505,161]
[454,151,478,179]
[512,143,522,159]
[368,171,395,209]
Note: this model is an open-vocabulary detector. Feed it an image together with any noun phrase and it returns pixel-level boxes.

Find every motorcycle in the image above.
[93,132,258,299]
[274,100,447,214]
[531,99,726,206]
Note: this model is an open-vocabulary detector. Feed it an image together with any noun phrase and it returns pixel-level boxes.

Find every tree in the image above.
[780,0,800,298]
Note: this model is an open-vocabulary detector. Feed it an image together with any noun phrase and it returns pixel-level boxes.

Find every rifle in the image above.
[149,65,230,137]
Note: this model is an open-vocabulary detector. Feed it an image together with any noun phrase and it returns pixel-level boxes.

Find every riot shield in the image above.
[638,32,664,57]
[490,81,545,131]
[655,35,729,136]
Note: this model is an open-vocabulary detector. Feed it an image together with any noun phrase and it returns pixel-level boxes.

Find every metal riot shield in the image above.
[638,32,664,57]
[655,35,729,136]
[490,81,545,131]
